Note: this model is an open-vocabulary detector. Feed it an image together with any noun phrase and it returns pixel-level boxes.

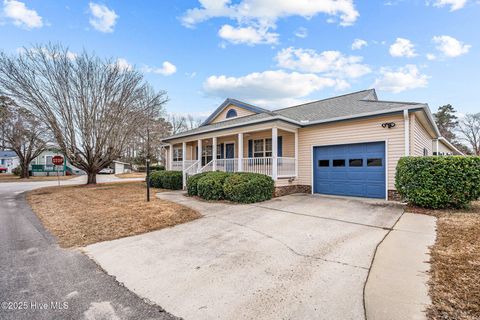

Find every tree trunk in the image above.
[20,163,29,179]
[87,172,97,184]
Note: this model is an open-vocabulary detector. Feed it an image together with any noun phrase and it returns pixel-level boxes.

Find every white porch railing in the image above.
[242,157,273,176]
[216,158,239,173]
[172,160,197,171]
[199,160,214,173]
[184,160,200,177]
[277,157,296,177]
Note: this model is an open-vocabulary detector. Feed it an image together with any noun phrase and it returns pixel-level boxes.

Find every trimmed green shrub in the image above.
[186,172,209,196]
[395,156,480,209]
[223,172,274,203]
[149,170,182,190]
[138,165,165,172]
[197,172,230,200]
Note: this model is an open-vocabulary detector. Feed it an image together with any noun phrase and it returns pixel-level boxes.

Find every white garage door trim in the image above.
[310,139,389,200]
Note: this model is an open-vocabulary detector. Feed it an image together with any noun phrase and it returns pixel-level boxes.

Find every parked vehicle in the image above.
[0,166,7,173]
[99,167,114,174]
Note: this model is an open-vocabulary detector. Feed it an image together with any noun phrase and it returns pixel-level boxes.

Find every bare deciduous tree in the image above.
[0,99,49,178]
[458,113,480,155]
[0,44,167,184]
[168,114,202,134]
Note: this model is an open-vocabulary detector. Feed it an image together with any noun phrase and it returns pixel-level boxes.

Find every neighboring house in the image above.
[112,160,131,174]
[0,150,20,173]
[162,89,462,200]
[31,149,84,176]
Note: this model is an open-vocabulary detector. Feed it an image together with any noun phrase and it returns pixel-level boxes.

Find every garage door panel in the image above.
[314,142,386,199]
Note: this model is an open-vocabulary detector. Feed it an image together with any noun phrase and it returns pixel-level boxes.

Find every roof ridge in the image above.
[362,99,424,105]
[272,89,376,112]
[226,98,271,112]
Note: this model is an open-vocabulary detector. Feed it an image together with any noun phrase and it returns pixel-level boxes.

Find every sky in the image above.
[0,0,478,119]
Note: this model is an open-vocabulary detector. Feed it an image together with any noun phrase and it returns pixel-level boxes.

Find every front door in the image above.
[225,143,235,172]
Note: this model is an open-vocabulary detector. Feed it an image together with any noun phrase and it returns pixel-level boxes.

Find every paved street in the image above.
[0,176,176,320]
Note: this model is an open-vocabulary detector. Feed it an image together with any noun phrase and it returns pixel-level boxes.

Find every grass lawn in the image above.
[408,202,480,320]
[27,181,201,248]
[0,174,75,182]
[115,172,146,179]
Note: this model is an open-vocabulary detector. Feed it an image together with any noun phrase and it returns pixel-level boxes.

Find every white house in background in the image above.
[0,150,20,173]
[31,149,84,176]
[112,160,131,174]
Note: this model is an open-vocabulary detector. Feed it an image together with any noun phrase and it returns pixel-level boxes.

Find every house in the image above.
[161,89,462,200]
[0,150,20,173]
[31,149,84,176]
[112,160,131,174]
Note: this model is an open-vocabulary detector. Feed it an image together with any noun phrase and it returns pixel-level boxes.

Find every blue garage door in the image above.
[313,142,386,199]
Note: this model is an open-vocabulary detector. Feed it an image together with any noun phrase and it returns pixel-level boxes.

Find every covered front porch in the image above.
[166,125,298,187]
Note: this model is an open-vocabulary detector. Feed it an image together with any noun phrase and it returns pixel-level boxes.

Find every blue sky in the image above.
[0,0,478,119]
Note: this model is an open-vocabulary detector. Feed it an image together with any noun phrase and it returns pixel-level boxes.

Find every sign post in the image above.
[52,155,64,186]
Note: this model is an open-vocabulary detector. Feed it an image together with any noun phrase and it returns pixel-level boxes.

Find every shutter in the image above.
[277,136,283,157]
[195,146,198,160]
[248,140,253,158]
[220,143,224,159]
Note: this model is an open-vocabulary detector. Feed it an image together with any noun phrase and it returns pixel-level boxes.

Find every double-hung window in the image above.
[173,148,183,161]
[253,138,272,157]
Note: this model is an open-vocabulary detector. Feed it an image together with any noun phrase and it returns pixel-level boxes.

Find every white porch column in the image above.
[168,144,173,171]
[294,130,298,177]
[435,139,439,156]
[272,127,278,180]
[238,133,243,172]
[197,139,202,171]
[182,142,187,188]
[212,137,217,171]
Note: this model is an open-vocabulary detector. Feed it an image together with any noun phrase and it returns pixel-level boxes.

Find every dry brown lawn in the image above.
[408,202,480,320]
[0,174,75,182]
[27,182,201,248]
[115,172,146,179]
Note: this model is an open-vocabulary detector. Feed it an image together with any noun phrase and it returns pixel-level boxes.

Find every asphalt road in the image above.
[0,177,178,320]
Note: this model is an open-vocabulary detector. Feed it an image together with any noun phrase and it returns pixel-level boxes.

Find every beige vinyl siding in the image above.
[210,104,256,124]
[436,140,456,154]
[410,114,433,156]
[297,114,405,190]
[242,129,295,158]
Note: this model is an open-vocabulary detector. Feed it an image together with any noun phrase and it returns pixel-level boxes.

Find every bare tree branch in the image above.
[0,44,168,183]
[458,113,480,155]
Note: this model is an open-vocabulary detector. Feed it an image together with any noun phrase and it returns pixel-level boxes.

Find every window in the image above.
[423,148,429,156]
[202,145,213,166]
[45,155,53,165]
[173,148,183,161]
[333,159,345,167]
[216,144,223,159]
[253,138,272,157]
[349,159,363,167]
[367,158,382,167]
[318,160,329,167]
[226,109,237,118]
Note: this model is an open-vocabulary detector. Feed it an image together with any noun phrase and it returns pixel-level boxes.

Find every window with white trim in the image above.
[253,138,272,157]
[173,148,183,161]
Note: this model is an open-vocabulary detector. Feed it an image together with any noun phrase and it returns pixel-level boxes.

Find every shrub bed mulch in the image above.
[408,202,480,320]
[27,182,201,248]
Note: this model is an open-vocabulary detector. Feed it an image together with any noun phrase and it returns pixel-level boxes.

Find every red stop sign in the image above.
[52,155,64,165]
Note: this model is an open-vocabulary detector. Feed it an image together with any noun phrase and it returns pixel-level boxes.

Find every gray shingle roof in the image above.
[0,150,18,158]
[163,89,425,141]
[273,89,422,122]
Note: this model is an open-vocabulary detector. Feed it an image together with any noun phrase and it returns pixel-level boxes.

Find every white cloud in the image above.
[182,0,358,45]
[182,0,359,27]
[275,47,371,79]
[143,61,177,76]
[389,38,417,57]
[203,70,349,108]
[115,58,132,71]
[218,24,278,45]
[432,35,471,57]
[426,53,436,60]
[2,0,43,29]
[373,64,429,93]
[351,38,367,50]
[431,0,467,11]
[294,27,308,38]
[88,2,118,33]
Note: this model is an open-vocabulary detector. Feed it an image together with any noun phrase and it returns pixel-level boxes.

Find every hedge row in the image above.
[187,171,274,203]
[395,156,480,209]
[149,170,182,190]
[138,165,165,172]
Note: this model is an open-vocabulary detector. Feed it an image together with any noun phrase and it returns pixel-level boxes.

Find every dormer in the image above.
[201,99,270,126]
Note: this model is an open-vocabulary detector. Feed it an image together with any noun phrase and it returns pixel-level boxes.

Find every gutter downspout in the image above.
[403,110,410,156]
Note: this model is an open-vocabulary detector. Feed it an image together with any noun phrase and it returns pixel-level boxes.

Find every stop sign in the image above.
[52,155,64,165]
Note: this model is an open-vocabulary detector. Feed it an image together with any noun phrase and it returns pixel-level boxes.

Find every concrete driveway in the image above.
[85,192,403,320]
